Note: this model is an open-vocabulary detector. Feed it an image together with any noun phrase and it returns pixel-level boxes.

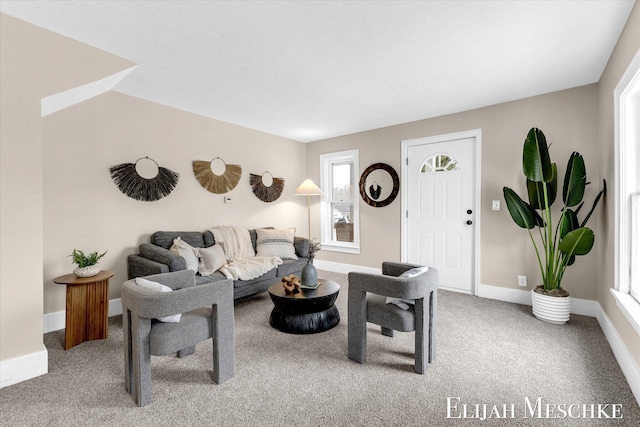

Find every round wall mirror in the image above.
[359,163,399,207]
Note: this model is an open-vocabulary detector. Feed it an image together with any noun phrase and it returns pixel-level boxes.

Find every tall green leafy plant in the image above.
[503,128,606,293]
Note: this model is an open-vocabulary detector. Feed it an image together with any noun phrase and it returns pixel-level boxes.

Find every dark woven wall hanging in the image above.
[109,157,179,202]
[250,172,285,203]
[193,157,242,194]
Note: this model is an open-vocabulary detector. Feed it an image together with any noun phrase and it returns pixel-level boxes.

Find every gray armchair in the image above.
[348,262,438,374]
[121,270,235,406]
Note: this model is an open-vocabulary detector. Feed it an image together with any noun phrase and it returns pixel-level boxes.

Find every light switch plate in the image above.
[492,200,500,211]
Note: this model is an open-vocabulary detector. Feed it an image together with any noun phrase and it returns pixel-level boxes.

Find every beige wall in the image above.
[42,92,307,312]
[1,14,308,369]
[308,85,601,300]
[597,3,640,366]
[0,14,44,363]
[0,13,134,362]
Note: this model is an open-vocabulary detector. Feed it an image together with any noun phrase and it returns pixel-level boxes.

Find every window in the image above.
[320,150,359,253]
[632,194,640,301]
[420,153,460,173]
[611,50,640,335]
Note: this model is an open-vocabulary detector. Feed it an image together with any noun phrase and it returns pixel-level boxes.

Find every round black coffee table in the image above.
[268,279,340,334]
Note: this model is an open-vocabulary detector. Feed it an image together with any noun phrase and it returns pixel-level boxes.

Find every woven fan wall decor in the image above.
[193,157,242,194]
[109,156,179,202]
[250,172,285,203]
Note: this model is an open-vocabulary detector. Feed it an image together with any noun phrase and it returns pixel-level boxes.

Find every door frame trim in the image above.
[400,129,482,295]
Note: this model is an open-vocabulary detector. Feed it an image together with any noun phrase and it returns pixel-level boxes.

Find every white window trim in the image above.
[612,48,640,336]
[320,149,360,254]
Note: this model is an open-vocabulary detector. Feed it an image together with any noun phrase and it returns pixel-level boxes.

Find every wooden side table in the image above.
[53,270,114,350]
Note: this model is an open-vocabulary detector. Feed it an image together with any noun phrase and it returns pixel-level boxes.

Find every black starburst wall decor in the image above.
[109,156,179,202]
[250,171,285,203]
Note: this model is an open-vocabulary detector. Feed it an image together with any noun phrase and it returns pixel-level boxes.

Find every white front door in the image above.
[402,131,479,294]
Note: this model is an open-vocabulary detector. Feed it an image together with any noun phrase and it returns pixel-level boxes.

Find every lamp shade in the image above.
[294,179,323,196]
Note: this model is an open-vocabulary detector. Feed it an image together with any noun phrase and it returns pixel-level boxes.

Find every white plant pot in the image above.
[73,265,100,278]
[531,289,571,325]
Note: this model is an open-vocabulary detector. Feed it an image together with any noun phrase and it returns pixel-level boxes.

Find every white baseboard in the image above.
[595,302,640,405]
[43,298,122,333]
[0,346,48,389]
[477,283,532,305]
[315,260,381,275]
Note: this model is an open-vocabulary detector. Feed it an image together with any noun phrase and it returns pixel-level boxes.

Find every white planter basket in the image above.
[531,289,571,325]
[73,265,100,278]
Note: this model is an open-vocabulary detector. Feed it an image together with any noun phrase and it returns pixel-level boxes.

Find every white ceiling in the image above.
[0,1,635,142]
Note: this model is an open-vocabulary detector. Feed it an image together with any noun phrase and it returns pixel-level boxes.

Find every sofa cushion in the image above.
[367,294,415,332]
[256,228,298,259]
[293,237,310,258]
[232,268,277,288]
[195,271,227,286]
[170,237,199,273]
[197,244,226,275]
[151,231,207,250]
[203,230,215,247]
[149,307,212,356]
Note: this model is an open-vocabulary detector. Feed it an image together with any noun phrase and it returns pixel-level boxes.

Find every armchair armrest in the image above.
[141,269,196,290]
[122,276,233,320]
[139,243,186,272]
[381,261,424,277]
[348,269,436,300]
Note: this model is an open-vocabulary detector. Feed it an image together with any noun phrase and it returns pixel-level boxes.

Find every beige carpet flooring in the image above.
[1,270,638,426]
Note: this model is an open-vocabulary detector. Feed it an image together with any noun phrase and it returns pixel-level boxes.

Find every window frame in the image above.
[320,149,360,254]
[611,49,640,335]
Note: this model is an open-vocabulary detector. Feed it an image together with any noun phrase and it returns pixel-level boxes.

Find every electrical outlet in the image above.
[518,275,527,287]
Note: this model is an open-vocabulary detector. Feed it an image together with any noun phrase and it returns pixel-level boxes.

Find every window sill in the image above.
[610,289,640,336]
[321,243,360,255]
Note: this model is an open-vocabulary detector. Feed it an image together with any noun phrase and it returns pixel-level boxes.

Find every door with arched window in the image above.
[402,132,479,294]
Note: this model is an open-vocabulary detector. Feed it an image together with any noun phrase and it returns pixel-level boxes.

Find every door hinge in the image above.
[406,157,409,165]
[406,210,408,218]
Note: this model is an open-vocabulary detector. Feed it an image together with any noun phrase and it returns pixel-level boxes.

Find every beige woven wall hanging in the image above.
[193,157,242,194]
[250,172,285,203]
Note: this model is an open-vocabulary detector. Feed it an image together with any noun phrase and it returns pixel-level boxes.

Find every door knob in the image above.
[466,220,473,225]
[467,209,473,215]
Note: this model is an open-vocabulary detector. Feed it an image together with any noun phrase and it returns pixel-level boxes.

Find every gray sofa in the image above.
[127,229,311,299]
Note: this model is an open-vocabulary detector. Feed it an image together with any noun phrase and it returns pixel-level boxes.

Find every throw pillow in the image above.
[134,278,181,322]
[197,244,226,276]
[170,237,199,272]
[398,266,429,278]
[256,228,298,259]
[385,267,429,309]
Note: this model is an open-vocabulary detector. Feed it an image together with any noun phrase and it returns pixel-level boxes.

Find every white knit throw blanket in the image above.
[210,226,282,280]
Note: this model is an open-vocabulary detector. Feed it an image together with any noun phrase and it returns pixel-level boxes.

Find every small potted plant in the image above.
[503,127,605,324]
[69,249,107,278]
